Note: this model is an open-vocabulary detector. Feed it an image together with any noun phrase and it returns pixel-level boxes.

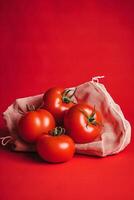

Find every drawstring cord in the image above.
[0,136,14,146]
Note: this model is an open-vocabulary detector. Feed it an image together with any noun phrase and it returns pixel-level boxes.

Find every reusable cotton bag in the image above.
[1,76,131,157]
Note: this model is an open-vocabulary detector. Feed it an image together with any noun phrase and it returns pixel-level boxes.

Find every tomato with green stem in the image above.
[36,127,75,163]
[43,87,76,124]
[18,107,55,143]
[64,104,102,143]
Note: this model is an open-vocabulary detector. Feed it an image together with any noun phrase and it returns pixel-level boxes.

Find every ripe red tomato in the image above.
[36,127,75,163]
[18,109,55,143]
[43,87,76,124]
[64,104,102,143]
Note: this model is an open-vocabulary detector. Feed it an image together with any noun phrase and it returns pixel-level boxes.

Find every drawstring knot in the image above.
[92,76,105,83]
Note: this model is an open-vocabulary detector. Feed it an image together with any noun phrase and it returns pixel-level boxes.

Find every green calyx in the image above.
[87,107,96,125]
[62,88,77,104]
[79,106,100,127]
[62,96,72,104]
[49,127,65,136]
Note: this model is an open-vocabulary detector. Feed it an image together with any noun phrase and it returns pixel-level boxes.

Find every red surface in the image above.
[0,0,134,200]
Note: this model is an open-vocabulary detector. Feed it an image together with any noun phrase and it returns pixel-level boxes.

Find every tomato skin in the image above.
[18,109,55,143]
[64,104,102,144]
[43,87,75,124]
[36,134,75,163]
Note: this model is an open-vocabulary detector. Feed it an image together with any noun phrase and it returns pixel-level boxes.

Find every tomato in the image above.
[43,87,76,124]
[18,109,55,143]
[36,127,75,163]
[64,104,102,143]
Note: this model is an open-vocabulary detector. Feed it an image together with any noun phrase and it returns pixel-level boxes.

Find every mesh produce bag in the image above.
[1,76,131,157]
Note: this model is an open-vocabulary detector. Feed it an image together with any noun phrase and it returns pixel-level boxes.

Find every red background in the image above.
[0,0,134,200]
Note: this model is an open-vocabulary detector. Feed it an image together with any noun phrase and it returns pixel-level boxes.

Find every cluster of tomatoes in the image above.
[18,87,102,163]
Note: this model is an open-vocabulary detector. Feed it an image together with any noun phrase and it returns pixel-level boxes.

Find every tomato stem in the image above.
[79,106,101,127]
[68,88,77,98]
[62,89,72,96]
[62,96,72,104]
[88,106,96,123]
[49,127,65,136]
[62,88,77,104]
